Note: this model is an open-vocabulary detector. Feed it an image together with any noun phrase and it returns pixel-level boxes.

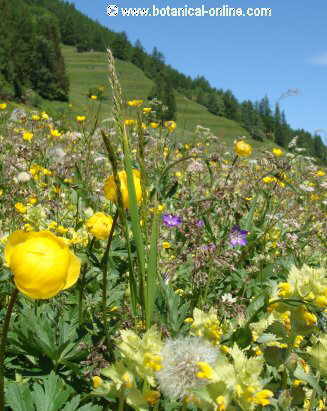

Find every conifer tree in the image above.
[148,73,177,121]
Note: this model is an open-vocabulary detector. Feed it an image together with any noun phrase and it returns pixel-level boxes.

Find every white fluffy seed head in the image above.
[16,172,31,183]
[156,336,218,400]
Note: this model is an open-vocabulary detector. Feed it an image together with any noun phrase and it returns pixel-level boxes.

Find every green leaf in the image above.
[164,181,178,198]
[241,194,259,231]
[232,326,252,348]
[122,132,147,322]
[294,365,322,396]
[246,293,267,322]
[61,395,102,411]
[6,382,35,411]
[31,372,73,411]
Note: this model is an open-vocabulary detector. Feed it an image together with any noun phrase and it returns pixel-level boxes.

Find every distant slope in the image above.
[40,46,280,152]
[62,46,249,141]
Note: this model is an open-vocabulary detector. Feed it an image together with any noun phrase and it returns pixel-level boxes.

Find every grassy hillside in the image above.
[34,46,278,152]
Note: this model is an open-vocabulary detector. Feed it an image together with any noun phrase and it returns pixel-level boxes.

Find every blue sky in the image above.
[71,0,327,139]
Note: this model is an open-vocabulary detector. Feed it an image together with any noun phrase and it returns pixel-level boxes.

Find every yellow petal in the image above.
[4,231,30,266]
[63,252,81,290]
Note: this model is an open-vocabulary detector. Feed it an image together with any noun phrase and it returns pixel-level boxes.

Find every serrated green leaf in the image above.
[294,365,322,396]
[6,382,35,411]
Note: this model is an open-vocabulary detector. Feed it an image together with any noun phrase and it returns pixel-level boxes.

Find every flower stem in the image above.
[78,263,88,325]
[78,238,95,325]
[224,155,238,185]
[0,288,18,410]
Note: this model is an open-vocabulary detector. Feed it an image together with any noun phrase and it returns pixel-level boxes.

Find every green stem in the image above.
[78,238,95,324]
[0,288,18,410]
[78,263,88,325]
[118,388,125,411]
[224,155,238,185]
[101,209,119,347]
[101,130,138,314]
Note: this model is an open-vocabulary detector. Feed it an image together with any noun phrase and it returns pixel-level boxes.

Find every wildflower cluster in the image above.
[0,53,326,411]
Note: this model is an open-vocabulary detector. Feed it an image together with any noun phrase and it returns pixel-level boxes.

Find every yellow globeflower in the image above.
[272,148,284,157]
[104,169,142,209]
[90,95,98,100]
[4,231,80,299]
[143,107,152,113]
[76,115,86,122]
[0,103,7,110]
[86,212,113,240]
[150,122,159,129]
[316,170,326,177]
[234,140,252,157]
[164,120,176,133]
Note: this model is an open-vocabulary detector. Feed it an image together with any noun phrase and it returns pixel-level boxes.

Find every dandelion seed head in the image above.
[156,336,218,399]
[16,171,31,183]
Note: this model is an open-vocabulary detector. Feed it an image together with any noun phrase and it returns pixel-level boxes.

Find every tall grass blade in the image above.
[147,212,159,328]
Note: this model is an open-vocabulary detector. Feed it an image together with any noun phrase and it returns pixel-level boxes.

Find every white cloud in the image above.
[310,52,327,65]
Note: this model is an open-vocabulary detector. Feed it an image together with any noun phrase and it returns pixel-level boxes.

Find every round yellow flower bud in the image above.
[234,140,252,157]
[4,231,80,299]
[86,212,113,240]
[104,170,142,209]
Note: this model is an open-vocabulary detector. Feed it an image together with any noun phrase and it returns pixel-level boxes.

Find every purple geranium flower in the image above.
[195,219,205,228]
[162,214,182,227]
[229,225,248,247]
[198,243,216,252]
